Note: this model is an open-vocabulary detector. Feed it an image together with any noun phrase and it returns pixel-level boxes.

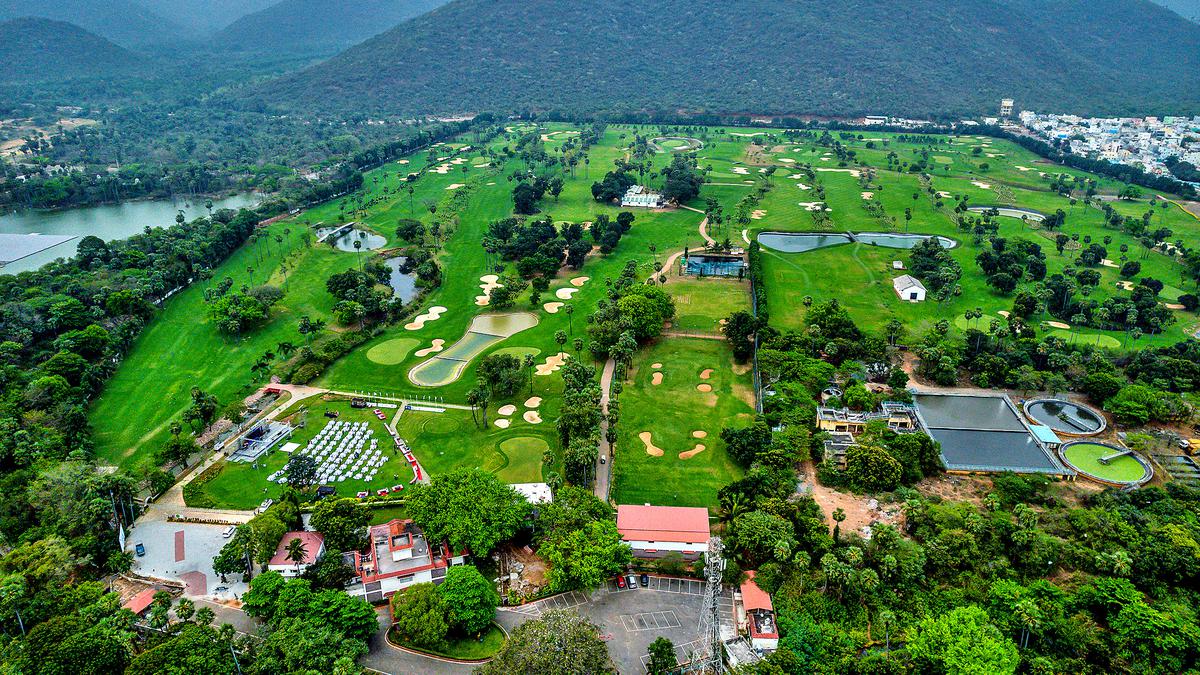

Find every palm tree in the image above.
[564,304,575,334]
[465,387,482,428]
[353,239,363,269]
[523,353,536,395]
[878,609,895,653]
[284,537,308,575]
[573,337,584,355]
[554,330,568,355]
[277,341,297,360]
[832,508,846,542]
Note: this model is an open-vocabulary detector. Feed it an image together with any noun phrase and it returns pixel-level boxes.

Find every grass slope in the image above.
[0,18,142,83]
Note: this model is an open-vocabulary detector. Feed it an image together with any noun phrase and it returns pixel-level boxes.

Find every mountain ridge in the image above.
[0,17,143,84]
[214,0,449,54]
[246,0,1200,118]
[0,0,181,47]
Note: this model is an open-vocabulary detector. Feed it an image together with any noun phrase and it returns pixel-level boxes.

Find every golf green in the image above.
[366,338,419,365]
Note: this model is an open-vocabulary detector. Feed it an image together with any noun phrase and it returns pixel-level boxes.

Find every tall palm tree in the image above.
[832,508,846,542]
[284,538,308,575]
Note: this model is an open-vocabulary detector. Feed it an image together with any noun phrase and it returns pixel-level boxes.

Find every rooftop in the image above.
[617,504,710,543]
[269,531,324,566]
[510,482,553,504]
[122,588,157,615]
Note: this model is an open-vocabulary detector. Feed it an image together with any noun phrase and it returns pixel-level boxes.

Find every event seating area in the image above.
[269,419,385,484]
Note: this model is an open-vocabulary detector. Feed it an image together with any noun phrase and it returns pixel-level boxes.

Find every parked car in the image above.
[615,575,626,589]
[640,573,650,587]
[376,488,389,496]
[316,485,336,498]
[626,575,639,589]
[222,525,237,538]
[135,542,145,557]
[356,491,369,499]
[324,410,339,419]
[391,485,404,493]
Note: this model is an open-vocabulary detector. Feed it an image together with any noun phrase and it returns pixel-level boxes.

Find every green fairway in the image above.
[1062,443,1150,483]
[366,338,420,365]
[611,337,753,511]
[665,277,751,335]
[395,407,558,484]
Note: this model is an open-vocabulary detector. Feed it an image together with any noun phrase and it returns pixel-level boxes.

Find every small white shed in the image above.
[892,275,926,302]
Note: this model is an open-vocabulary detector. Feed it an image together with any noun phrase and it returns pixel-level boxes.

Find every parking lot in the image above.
[496,576,732,674]
[129,518,249,600]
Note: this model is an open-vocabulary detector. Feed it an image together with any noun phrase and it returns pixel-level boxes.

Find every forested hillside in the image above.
[1151,0,1199,21]
[139,0,277,36]
[215,0,449,54]
[0,18,143,84]
[0,0,180,47]
[248,0,1200,118]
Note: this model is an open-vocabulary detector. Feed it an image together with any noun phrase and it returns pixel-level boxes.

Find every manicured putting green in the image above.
[417,414,463,436]
[494,437,548,482]
[1062,443,1149,483]
[1047,329,1122,349]
[491,346,541,359]
[366,338,419,365]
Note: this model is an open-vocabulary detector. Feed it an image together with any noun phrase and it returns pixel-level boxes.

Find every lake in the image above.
[0,193,261,274]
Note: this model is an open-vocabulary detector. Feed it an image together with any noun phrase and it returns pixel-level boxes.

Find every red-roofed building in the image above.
[736,571,779,652]
[267,531,325,577]
[122,589,158,616]
[616,504,710,559]
[345,519,468,605]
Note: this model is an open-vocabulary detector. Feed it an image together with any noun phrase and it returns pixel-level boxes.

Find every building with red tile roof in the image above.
[616,504,710,559]
[122,588,158,616]
[267,531,325,577]
[737,571,779,652]
[345,519,468,605]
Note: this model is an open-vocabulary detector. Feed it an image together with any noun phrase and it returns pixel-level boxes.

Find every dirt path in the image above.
[595,358,617,501]
[698,217,714,245]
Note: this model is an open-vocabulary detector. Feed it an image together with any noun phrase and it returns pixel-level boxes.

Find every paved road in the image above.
[595,358,616,501]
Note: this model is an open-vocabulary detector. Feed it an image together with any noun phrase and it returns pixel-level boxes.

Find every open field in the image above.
[394,406,559,483]
[664,276,751,335]
[611,337,753,511]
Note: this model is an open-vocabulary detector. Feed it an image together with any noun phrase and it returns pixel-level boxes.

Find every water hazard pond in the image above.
[757,231,957,253]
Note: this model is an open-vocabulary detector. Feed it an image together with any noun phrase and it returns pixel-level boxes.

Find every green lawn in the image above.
[611,337,753,511]
[389,622,505,661]
[189,399,418,509]
[394,406,559,484]
[665,277,751,335]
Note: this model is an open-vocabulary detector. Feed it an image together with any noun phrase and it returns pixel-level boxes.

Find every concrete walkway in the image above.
[594,358,617,501]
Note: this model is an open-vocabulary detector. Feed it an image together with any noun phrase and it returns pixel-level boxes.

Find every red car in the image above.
[615,575,626,589]
[356,491,369,499]
[376,488,389,496]
[391,484,404,492]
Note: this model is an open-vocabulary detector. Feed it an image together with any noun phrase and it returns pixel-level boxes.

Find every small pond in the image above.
[757,231,955,253]
[854,232,958,249]
[967,206,1046,222]
[757,232,853,253]
[383,257,419,303]
[316,225,386,252]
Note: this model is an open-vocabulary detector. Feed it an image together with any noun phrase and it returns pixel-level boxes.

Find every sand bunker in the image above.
[1016,165,1034,172]
[971,181,992,189]
[795,183,811,190]
[535,352,570,376]
[651,372,664,386]
[446,184,465,190]
[692,430,708,439]
[525,397,542,408]
[751,210,766,220]
[696,383,713,393]
[639,432,664,457]
[937,191,953,198]
[815,168,862,177]
[731,167,750,175]
[997,310,1010,318]
[679,444,707,460]
[1116,281,1134,290]
[405,306,448,331]
[570,276,590,287]
[731,132,765,137]
[476,275,505,307]
[699,369,714,380]
[652,363,662,369]
[1045,321,1071,329]
[494,419,511,429]
[497,404,517,416]
[414,339,446,357]
[779,157,796,163]
[799,202,830,212]
[543,302,564,314]
[397,160,410,165]
[555,287,579,300]
[523,411,542,424]
[861,192,875,200]
[1166,303,1185,310]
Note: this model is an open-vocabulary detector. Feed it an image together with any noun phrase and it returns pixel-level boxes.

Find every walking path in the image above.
[595,358,616,501]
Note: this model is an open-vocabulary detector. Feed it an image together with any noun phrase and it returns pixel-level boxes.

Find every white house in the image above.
[616,504,710,560]
[344,519,468,603]
[892,275,926,302]
[621,185,663,208]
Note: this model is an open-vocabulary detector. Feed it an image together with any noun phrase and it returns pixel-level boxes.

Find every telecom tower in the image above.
[691,536,726,674]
